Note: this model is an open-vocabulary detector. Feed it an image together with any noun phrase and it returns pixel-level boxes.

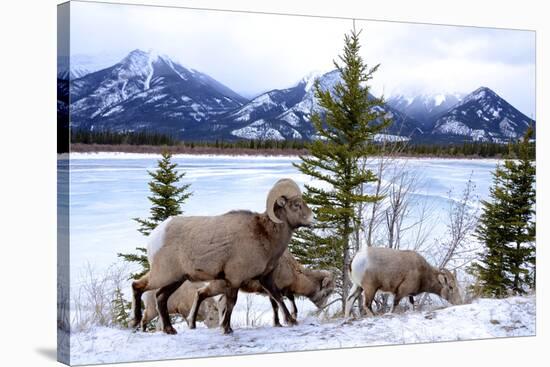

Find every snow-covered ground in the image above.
[62,153,516,364]
[70,296,535,365]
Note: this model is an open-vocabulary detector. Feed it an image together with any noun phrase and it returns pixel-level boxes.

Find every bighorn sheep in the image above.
[218,249,335,326]
[130,178,313,334]
[344,247,462,318]
[141,281,220,331]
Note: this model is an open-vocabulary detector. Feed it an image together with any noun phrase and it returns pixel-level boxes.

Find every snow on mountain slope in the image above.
[228,70,421,141]
[70,296,535,365]
[231,119,286,140]
[69,49,247,133]
[387,92,463,129]
[57,65,91,80]
[432,87,534,142]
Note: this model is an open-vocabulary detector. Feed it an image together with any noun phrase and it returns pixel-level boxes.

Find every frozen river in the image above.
[63,153,499,283]
[57,152,504,332]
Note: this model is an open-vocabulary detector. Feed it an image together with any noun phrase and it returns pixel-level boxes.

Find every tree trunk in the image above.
[342,218,351,311]
[513,240,521,293]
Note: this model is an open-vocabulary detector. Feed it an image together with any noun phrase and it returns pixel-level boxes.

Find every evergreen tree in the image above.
[111,286,132,328]
[290,29,390,308]
[118,151,192,279]
[469,127,536,296]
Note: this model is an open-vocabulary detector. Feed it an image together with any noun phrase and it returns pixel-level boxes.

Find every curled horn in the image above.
[266,178,302,223]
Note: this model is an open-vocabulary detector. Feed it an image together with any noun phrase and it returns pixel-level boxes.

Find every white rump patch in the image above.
[147,217,174,263]
[350,249,370,286]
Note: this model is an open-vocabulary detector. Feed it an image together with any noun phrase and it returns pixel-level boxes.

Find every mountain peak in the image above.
[432,86,534,142]
[124,49,150,59]
[473,86,494,94]
[297,70,326,91]
[296,69,342,92]
[459,86,499,106]
[121,49,168,65]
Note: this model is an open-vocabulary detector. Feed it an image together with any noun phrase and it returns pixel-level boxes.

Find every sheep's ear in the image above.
[437,273,447,285]
[276,196,287,207]
[322,277,331,288]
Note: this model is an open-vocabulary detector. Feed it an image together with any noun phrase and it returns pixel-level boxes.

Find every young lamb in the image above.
[141,281,219,331]
[217,249,335,326]
[130,178,313,334]
[344,247,462,318]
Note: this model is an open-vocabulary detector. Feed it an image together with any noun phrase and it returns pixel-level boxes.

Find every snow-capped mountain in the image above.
[61,50,535,144]
[387,92,463,130]
[223,71,331,140]
[57,65,92,80]
[69,50,247,135]
[431,87,534,142]
[57,52,131,80]
[224,70,422,141]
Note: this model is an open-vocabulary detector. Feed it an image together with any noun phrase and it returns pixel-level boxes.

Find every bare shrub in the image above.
[418,176,479,307]
[71,263,131,332]
[436,175,480,269]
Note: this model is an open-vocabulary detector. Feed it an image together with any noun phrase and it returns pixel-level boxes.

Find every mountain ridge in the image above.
[59,49,535,144]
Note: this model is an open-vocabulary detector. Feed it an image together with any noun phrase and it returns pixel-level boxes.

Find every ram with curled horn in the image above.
[129,178,313,334]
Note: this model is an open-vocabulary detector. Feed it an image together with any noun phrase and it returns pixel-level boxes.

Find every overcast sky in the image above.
[69,1,536,117]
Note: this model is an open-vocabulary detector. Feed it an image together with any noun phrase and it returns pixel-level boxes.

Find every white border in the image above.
[0,0,546,366]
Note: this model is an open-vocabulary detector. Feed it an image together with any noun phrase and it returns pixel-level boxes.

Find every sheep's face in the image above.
[310,272,336,309]
[438,270,462,305]
[279,196,314,228]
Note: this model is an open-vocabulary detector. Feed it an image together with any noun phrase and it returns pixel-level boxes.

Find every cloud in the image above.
[69,2,535,117]
[355,20,535,116]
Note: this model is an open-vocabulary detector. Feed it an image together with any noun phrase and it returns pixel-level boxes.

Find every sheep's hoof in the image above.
[186,316,197,329]
[273,322,283,327]
[164,325,177,335]
[340,318,354,326]
[128,319,140,329]
[222,326,233,335]
[287,318,298,326]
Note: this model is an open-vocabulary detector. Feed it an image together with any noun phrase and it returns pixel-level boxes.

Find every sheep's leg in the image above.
[269,297,282,327]
[409,295,415,311]
[390,282,412,314]
[156,280,185,335]
[259,273,297,326]
[217,295,226,327]
[390,292,406,314]
[344,284,363,318]
[187,280,228,329]
[140,291,159,332]
[221,288,238,335]
[361,285,377,317]
[287,294,298,320]
[141,308,155,332]
[129,273,149,329]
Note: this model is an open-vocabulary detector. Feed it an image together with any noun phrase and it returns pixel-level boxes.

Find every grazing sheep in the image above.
[141,281,220,331]
[344,247,462,318]
[130,178,313,334]
[218,250,335,326]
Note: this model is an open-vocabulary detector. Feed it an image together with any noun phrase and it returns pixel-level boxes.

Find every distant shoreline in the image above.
[70,143,308,156]
[68,143,507,160]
